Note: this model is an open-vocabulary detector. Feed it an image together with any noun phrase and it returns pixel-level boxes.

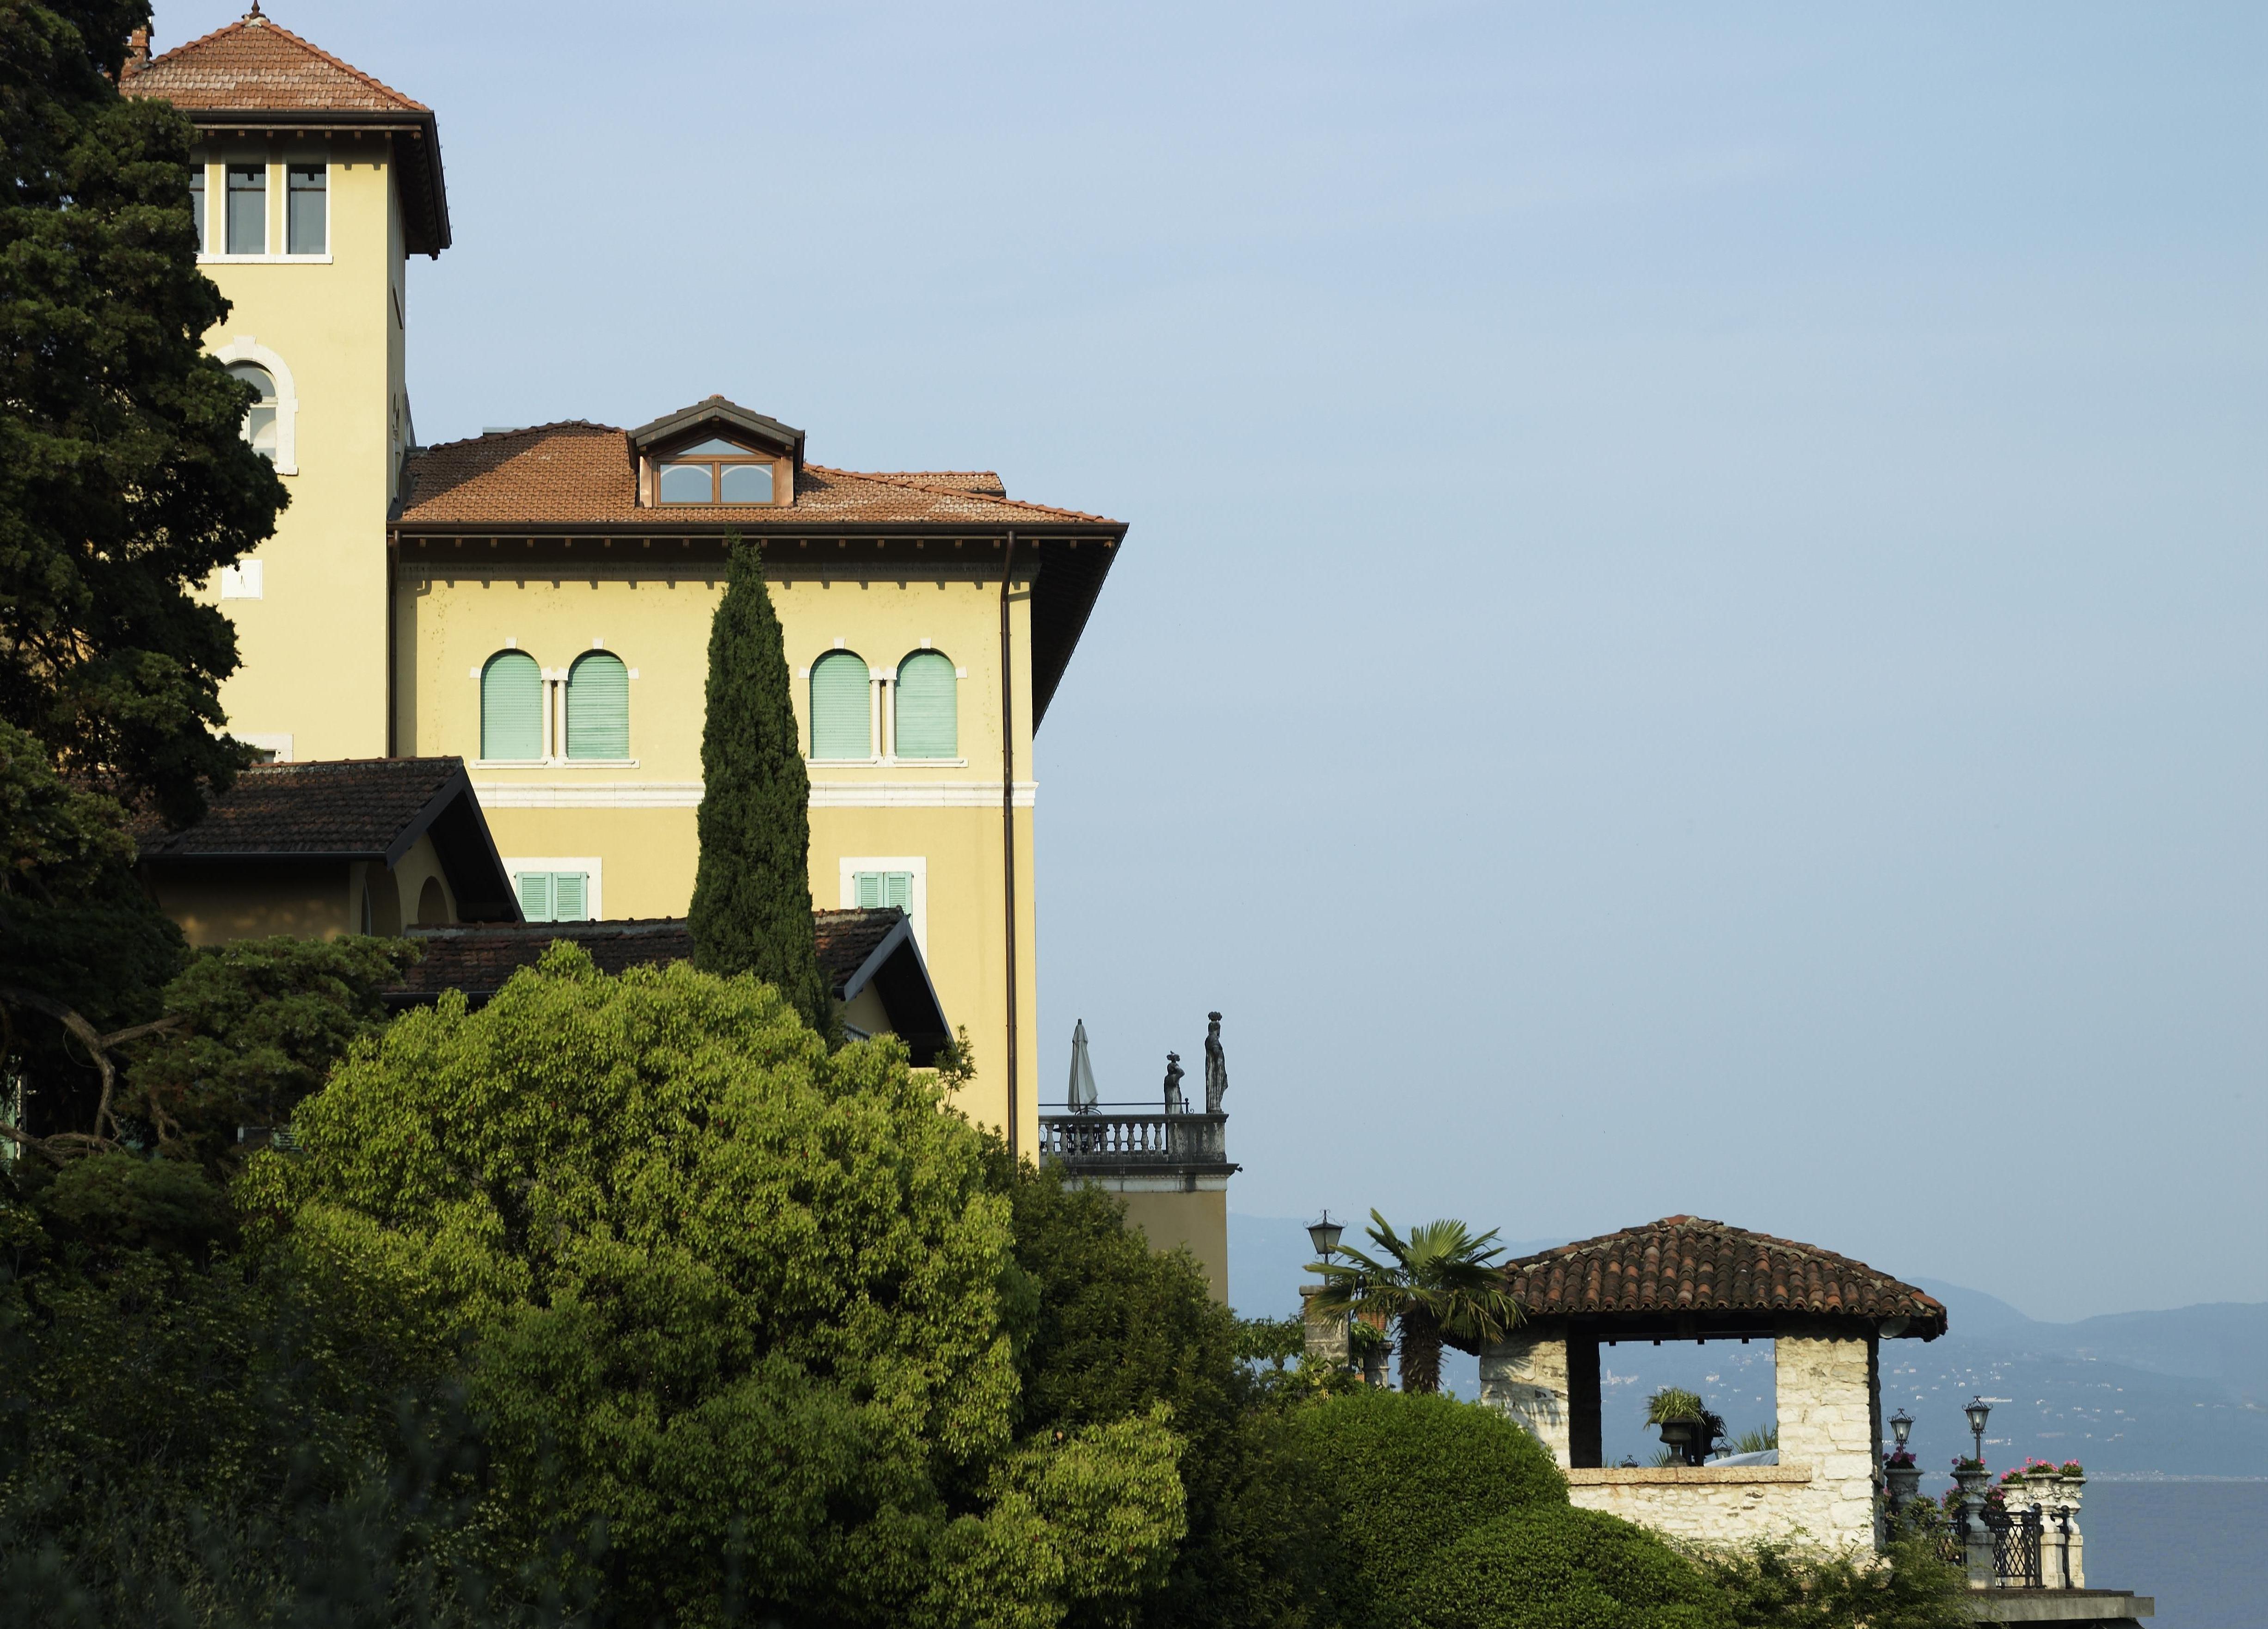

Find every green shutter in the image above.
[854,870,911,912]
[482,652,542,760]
[811,652,870,760]
[566,653,629,759]
[516,871,553,922]
[553,873,588,920]
[894,652,957,759]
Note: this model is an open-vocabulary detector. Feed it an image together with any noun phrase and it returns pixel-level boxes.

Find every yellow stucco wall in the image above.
[193,134,406,763]
[394,559,1045,1151]
[1112,1188,1231,1303]
[149,833,459,947]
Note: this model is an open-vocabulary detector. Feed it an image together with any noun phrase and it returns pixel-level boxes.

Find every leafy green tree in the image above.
[1408,1505,1734,1629]
[1303,1211,1519,1394]
[687,539,834,1036]
[0,722,185,1142]
[1,0,287,827]
[243,946,1184,1627]
[124,934,421,1168]
[1695,1537,1966,1629]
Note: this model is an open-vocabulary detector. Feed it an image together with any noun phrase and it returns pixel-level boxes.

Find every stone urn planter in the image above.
[1884,1463,1923,1508]
[1951,1463,1990,1500]
[1655,1418,1706,1466]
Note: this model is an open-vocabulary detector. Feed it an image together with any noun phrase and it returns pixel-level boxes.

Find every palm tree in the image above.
[1305,1211,1521,1394]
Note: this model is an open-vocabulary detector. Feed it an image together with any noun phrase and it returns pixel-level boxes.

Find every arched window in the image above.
[481,650,542,761]
[229,363,278,461]
[566,652,629,759]
[894,651,957,760]
[810,651,870,760]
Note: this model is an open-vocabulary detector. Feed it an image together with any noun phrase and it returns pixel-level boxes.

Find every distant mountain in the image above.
[1226,1214,2268,1475]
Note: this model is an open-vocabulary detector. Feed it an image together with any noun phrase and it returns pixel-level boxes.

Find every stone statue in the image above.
[1162,1052,1186,1115]
[1203,1011,1228,1113]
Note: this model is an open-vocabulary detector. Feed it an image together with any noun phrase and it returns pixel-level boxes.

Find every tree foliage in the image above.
[1304,1211,1519,1393]
[1408,1506,1735,1629]
[0,0,286,826]
[242,946,1184,1627]
[687,539,833,1036]
[1693,1537,1967,1629]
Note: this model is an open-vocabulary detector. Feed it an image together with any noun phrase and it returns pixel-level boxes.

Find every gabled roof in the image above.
[630,396,805,471]
[121,9,449,254]
[137,757,517,922]
[389,909,952,1063]
[1498,1216,1947,1340]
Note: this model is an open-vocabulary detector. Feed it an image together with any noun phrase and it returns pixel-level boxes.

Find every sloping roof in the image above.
[137,757,518,921]
[120,10,450,255]
[1499,1217,1947,1339]
[394,422,1116,530]
[122,11,429,113]
[392,910,950,1063]
[630,396,805,468]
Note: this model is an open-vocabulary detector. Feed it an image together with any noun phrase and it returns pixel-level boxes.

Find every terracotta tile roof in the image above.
[393,909,925,1011]
[1500,1217,1948,1339]
[121,11,428,114]
[138,757,464,858]
[394,423,1117,530]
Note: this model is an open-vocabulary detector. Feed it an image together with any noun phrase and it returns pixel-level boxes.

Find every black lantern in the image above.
[1964,1397,1991,1463]
[1307,1211,1344,1261]
[1889,1408,1913,1450]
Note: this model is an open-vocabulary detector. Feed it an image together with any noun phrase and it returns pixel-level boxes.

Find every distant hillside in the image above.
[1227,1214,2268,1475]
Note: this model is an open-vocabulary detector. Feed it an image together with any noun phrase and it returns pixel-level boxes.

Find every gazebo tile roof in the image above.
[1501,1216,1946,1338]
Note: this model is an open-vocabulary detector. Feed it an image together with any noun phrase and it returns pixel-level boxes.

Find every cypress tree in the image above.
[688,538,834,1035]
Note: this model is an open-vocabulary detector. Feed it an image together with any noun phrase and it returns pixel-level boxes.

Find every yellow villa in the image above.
[120,11,1127,1162]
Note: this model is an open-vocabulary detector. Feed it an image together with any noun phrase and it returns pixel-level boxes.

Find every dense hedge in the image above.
[1278,1387,1566,1625]
[1408,1505,1734,1629]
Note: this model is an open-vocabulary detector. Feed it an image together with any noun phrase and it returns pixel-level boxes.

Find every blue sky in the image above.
[157,2,2265,1321]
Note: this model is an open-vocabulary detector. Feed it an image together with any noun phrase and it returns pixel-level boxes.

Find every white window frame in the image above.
[219,559,264,599]
[210,335,299,474]
[838,856,927,956]
[234,732,293,763]
[504,857,603,922]
[195,158,335,266]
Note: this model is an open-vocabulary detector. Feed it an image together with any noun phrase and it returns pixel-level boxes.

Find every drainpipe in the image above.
[1000,531,1018,1159]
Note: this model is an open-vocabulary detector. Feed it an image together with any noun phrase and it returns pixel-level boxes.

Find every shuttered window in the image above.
[515,871,590,922]
[894,651,957,759]
[481,651,542,760]
[566,652,628,759]
[854,871,914,911]
[810,651,870,760]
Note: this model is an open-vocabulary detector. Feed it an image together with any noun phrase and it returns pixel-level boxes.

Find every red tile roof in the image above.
[121,11,428,114]
[138,757,462,858]
[1500,1217,1947,1338]
[394,423,1117,531]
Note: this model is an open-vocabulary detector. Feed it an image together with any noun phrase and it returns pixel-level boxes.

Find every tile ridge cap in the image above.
[805,464,1118,524]
[135,15,431,113]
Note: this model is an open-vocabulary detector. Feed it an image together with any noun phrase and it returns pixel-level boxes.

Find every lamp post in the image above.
[1965,1397,1991,1466]
[1883,1408,1921,1512]
[1306,1211,1344,1262]
[1890,1409,1913,1452]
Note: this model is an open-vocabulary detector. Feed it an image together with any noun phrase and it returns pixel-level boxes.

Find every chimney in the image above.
[125,26,150,73]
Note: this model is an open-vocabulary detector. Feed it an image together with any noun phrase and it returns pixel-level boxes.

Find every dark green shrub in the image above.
[1409,1505,1733,1629]
[1278,1386,1565,1624]
[1696,1536,1967,1629]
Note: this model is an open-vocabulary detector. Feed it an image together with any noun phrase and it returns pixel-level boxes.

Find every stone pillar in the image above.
[1773,1320,1882,1551]
[1479,1323,1571,1467]
[1299,1285,1347,1369]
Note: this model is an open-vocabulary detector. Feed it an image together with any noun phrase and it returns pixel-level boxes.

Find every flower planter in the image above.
[1884,1464,1923,1506]
[1655,1418,1706,1466]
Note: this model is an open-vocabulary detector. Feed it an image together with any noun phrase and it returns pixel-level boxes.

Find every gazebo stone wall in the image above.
[1475,1218,1943,1555]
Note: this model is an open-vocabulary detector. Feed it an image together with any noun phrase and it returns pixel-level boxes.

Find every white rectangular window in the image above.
[286,164,326,254]
[854,871,913,911]
[838,856,926,955]
[506,858,602,922]
[219,559,263,599]
[225,163,265,255]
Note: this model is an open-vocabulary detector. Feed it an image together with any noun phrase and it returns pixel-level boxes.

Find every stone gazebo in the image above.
[1477,1217,1947,1553]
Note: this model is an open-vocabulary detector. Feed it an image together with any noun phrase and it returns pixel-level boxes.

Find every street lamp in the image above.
[1964,1397,1991,1464]
[1889,1408,1913,1451]
[1307,1211,1344,1261]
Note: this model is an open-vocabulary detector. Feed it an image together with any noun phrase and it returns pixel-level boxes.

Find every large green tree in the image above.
[1,0,285,828]
[687,539,833,1035]
[242,947,1184,1627]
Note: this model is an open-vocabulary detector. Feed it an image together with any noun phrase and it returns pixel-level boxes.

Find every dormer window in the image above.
[658,438,776,505]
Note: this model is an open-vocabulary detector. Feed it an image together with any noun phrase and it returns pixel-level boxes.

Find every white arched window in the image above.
[894,650,957,760]
[566,652,629,760]
[810,651,871,761]
[210,338,299,473]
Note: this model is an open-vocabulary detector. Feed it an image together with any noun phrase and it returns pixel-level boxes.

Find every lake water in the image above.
[2078,1480,2263,1629]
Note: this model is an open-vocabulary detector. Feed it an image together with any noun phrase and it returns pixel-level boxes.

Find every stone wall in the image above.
[1567,1466,1817,1544]
[1477,1325,1571,1466]
[1773,1319,1880,1552]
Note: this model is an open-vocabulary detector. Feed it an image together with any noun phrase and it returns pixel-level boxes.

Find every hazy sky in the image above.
[156,2,2264,1322]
